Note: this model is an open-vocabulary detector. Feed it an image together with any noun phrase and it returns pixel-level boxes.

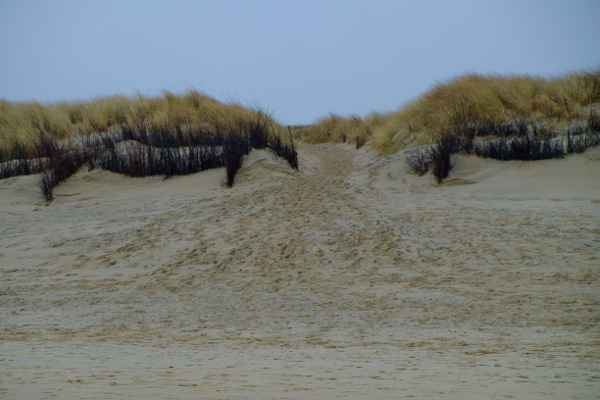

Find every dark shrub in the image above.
[475,136,566,161]
[37,145,84,203]
[405,148,430,175]
[0,159,32,180]
[515,117,529,137]
[428,132,461,184]
[99,148,123,174]
[270,132,298,170]
[459,124,476,154]
[39,169,55,202]
[127,145,149,177]
[3,110,298,194]
[246,111,270,150]
[224,130,251,187]
[589,109,600,132]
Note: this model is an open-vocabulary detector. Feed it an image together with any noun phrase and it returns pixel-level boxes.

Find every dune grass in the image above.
[2,70,599,193]
[1,100,298,201]
[297,113,387,147]
[405,110,600,184]
[302,70,600,153]
[0,90,289,163]
[3,71,597,159]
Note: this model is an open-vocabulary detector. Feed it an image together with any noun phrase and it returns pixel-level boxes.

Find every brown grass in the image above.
[0,90,282,157]
[301,70,600,154]
[3,71,598,157]
[299,113,387,147]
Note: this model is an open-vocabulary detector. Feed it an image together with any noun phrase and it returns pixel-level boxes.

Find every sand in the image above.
[1,143,599,399]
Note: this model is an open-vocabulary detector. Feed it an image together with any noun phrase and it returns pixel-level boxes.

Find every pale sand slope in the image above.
[0,144,599,399]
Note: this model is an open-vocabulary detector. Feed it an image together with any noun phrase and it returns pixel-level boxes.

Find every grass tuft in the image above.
[405,148,430,176]
[270,131,298,170]
[224,129,251,188]
[36,136,84,203]
[428,132,461,184]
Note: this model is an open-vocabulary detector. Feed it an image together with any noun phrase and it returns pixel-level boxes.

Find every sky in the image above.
[1,0,599,125]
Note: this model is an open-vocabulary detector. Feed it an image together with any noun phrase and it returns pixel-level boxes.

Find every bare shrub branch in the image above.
[405,148,430,176]
[428,132,461,184]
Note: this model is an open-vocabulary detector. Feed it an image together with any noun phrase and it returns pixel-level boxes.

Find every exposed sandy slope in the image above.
[1,144,599,399]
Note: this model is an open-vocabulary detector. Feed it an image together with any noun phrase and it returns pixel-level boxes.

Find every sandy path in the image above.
[1,144,599,399]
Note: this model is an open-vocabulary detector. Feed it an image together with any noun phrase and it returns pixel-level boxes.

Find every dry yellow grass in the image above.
[3,71,598,158]
[299,112,387,146]
[0,90,280,157]
[303,70,600,154]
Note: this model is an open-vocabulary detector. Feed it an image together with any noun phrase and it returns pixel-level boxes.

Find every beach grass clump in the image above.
[428,131,462,184]
[0,105,298,201]
[270,131,298,170]
[405,131,461,184]
[298,70,599,154]
[566,125,600,153]
[98,143,225,179]
[0,101,73,150]
[0,137,34,179]
[246,111,271,150]
[103,110,295,185]
[0,90,278,159]
[405,148,430,176]
[38,154,84,203]
[588,108,600,132]
[35,134,85,202]
[406,107,600,183]
[302,113,382,148]
[223,110,298,186]
[0,158,33,180]
[93,122,229,179]
[473,135,564,161]
[473,115,600,161]
[224,128,252,187]
[374,71,600,153]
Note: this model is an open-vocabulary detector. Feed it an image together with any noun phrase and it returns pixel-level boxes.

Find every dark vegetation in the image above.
[428,131,462,184]
[98,124,227,179]
[271,132,299,171]
[405,148,430,176]
[224,127,251,188]
[406,109,600,184]
[1,111,298,202]
[36,134,84,202]
[355,135,365,150]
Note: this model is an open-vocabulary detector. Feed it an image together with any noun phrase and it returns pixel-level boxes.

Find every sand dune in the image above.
[1,144,599,399]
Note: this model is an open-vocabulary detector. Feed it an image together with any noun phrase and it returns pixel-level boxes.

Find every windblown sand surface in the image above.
[1,144,599,399]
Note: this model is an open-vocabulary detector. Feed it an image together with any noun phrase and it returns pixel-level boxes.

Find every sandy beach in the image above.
[1,143,599,399]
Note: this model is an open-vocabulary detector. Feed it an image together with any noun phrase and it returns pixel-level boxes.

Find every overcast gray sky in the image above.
[1,0,599,125]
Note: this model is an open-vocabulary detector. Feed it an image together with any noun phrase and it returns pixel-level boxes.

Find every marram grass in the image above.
[2,70,599,158]
[0,90,285,159]
[303,70,600,153]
